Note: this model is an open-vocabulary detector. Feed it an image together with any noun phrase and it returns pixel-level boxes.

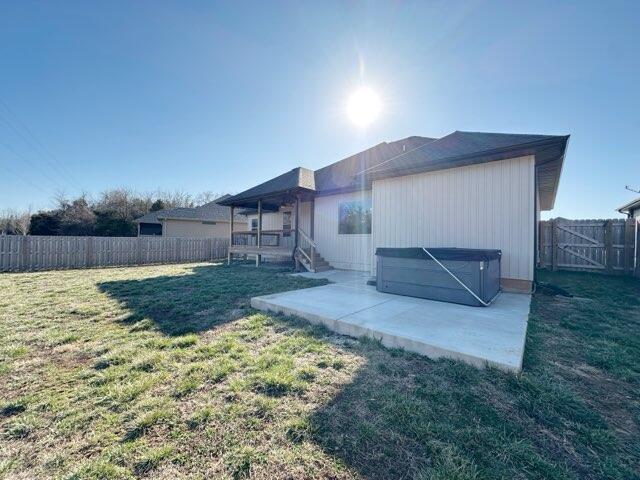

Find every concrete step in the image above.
[314,265,334,272]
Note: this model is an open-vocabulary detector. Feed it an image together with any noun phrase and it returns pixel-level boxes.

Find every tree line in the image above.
[0,189,223,237]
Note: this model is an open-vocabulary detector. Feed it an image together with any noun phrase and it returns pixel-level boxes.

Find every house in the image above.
[617,197,640,219]
[219,131,570,292]
[135,194,247,238]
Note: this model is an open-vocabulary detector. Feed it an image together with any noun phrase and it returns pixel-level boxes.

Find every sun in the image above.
[346,86,381,127]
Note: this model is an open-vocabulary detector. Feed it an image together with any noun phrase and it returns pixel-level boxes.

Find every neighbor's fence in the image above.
[0,235,229,272]
[539,218,639,277]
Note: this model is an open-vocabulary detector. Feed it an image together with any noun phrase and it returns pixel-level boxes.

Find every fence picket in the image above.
[0,235,230,272]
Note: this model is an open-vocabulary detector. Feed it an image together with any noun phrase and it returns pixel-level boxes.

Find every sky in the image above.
[0,0,639,219]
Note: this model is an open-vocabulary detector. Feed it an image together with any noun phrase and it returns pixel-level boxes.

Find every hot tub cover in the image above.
[375,247,501,262]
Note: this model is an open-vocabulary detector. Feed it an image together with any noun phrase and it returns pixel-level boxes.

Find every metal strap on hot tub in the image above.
[421,248,500,307]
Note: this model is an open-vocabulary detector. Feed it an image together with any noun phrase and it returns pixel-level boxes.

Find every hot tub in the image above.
[375,247,501,307]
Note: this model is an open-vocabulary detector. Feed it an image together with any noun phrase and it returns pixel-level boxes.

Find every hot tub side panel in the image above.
[376,255,486,307]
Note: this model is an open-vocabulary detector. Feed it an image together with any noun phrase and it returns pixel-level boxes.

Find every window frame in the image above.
[337,199,372,235]
[282,211,292,237]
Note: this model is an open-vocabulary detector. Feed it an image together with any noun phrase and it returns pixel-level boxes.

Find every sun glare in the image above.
[346,86,381,127]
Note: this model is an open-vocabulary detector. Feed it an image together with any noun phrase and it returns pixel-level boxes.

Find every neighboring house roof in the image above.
[135,194,243,224]
[221,130,570,211]
[135,208,193,224]
[617,197,640,215]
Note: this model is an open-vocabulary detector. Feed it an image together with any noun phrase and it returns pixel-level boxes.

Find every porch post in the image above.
[294,194,300,271]
[228,206,234,265]
[294,195,300,250]
[310,197,315,240]
[257,199,262,266]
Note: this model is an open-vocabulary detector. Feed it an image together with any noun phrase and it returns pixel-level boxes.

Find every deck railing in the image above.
[231,230,295,249]
[296,227,317,271]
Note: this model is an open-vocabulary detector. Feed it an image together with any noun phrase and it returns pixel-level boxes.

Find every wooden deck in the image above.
[229,245,294,257]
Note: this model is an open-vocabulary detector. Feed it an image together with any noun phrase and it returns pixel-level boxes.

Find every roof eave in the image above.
[218,187,316,208]
[617,198,640,214]
[158,216,230,222]
[368,136,568,179]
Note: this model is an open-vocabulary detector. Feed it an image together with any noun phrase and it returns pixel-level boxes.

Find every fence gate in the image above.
[539,218,639,276]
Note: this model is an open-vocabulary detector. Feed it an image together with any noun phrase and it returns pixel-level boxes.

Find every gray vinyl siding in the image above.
[372,155,536,282]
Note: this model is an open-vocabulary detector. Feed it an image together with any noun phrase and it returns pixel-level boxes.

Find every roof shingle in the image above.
[135,195,242,224]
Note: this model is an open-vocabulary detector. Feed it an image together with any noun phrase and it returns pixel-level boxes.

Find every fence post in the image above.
[176,238,182,263]
[624,219,635,275]
[537,221,543,267]
[20,236,29,271]
[137,237,143,265]
[604,220,614,275]
[551,219,558,271]
[635,220,640,278]
[86,236,94,268]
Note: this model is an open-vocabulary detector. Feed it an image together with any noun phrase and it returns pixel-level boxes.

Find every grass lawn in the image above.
[0,263,639,479]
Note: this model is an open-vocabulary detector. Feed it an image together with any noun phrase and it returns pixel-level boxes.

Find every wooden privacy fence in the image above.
[0,235,229,272]
[539,218,639,276]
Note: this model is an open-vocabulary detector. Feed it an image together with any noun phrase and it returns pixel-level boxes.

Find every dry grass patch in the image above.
[0,264,638,479]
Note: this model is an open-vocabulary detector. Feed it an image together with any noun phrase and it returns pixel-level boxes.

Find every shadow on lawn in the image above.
[304,271,640,479]
[97,265,638,479]
[97,264,325,335]
[304,336,563,480]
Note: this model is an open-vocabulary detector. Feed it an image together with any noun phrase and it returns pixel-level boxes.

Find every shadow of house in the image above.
[306,342,510,479]
[303,278,636,479]
[97,265,635,478]
[305,338,614,479]
[97,264,326,335]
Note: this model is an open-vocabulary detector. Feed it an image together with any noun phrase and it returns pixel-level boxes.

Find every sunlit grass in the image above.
[0,263,638,479]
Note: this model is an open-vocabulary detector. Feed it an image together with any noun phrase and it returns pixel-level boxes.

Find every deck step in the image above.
[295,248,333,273]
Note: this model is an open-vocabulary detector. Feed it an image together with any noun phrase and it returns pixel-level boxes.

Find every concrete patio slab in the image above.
[252,270,531,372]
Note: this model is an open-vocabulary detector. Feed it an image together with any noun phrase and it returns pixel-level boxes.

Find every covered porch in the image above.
[219,167,325,271]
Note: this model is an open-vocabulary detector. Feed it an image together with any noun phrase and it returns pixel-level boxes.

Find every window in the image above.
[202,221,217,225]
[251,218,258,231]
[282,211,292,237]
[338,199,372,234]
[139,222,162,236]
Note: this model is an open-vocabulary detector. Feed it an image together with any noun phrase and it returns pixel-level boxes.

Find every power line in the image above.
[0,139,68,192]
[0,162,55,198]
[0,98,84,191]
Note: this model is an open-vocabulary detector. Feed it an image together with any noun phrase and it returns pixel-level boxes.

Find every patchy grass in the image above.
[0,263,638,479]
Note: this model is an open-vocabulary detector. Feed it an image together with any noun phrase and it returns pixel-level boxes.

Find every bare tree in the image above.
[155,189,194,208]
[194,191,226,206]
[13,207,32,235]
[0,210,13,235]
[0,208,31,235]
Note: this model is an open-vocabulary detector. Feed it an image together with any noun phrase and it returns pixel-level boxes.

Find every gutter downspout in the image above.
[533,167,538,291]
